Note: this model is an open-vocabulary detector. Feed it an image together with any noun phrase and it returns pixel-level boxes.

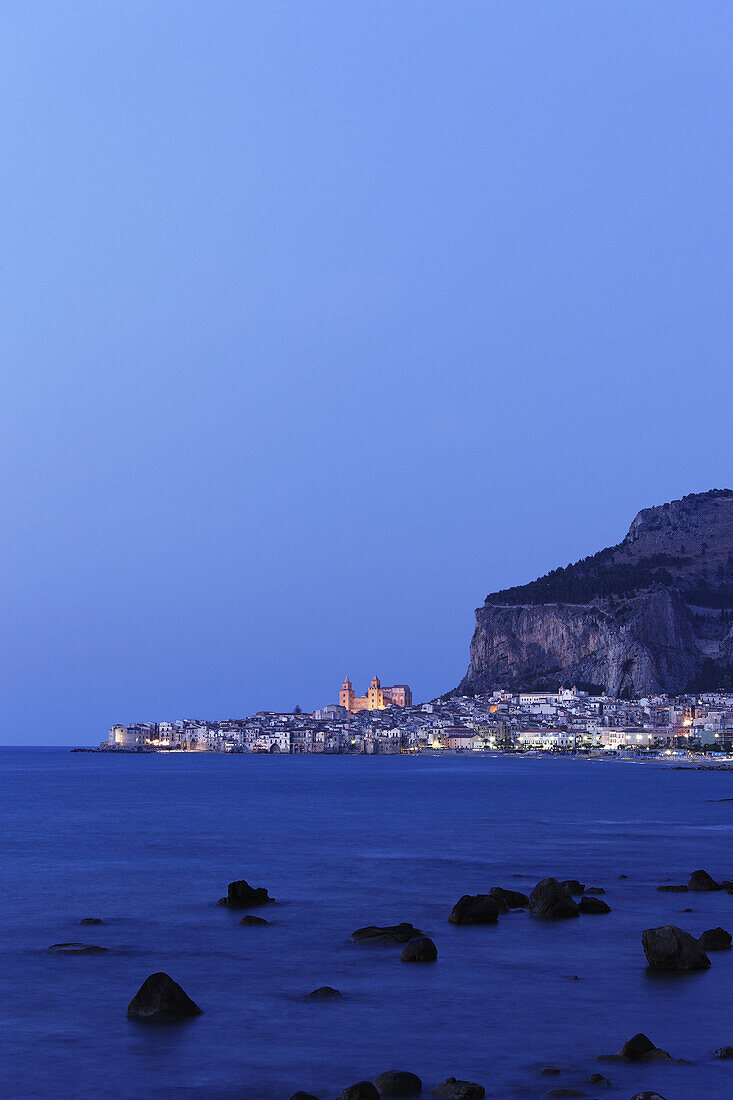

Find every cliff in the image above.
[458,490,733,698]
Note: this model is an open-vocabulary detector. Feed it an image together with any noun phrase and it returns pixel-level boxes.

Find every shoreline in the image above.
[69,745,733,769]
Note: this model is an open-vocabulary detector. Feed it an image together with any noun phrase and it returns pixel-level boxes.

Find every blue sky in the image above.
[2,1,732,743]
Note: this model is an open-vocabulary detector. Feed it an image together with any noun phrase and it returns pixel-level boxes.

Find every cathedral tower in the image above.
[340,676,355,712]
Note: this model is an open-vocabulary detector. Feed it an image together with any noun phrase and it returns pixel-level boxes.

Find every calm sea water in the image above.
[1,749,733,1100]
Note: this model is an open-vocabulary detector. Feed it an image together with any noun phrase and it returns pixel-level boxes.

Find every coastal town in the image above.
[104,674,733,756]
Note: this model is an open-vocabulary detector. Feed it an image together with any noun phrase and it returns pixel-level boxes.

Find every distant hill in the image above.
[458,490,733,698]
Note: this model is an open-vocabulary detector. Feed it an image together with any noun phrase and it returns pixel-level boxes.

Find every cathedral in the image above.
[339,675,412,713]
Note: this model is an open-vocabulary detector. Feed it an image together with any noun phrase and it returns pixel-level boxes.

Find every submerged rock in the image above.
[219,879,274,907]
[126,972,202,1019]
[448,894,499,924]
[579,896,611,914]
[657,884,687,892]
[79,917,103,925]
[351,923,423,944]
[307,986,342,999]
[373,1070,422,1096]
[48,943,107,954]
[337,1083,379,1100]
[489,886,529,908]
[542,1090,586,1098]
[642,925,711,971]
[688,869,721,891]
[400,936,437,962]
[240,915,269,926]
[630,1094,667,1100]
[585,886,605,895]
[529,878,579,919]
[714,1046,733,1059]
[699,927,731,951]
[560,880,585,895]
[587,1073,610,1085]
[431,1078,484,1100]
[289,1093,321,1100]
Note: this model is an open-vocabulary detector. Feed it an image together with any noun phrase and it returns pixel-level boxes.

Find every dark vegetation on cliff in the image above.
[486,551,733,608]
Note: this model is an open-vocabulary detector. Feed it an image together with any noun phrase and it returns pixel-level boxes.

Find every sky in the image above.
[2,1,732,744]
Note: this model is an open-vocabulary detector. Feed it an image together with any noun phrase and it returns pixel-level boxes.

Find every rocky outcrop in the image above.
[373,1071,422,1097]
[578,896,611,914]
[218,879,274,907]
[126,972,202,1019]
[48,943,108,954]
[688,869,721,891]
[699,927,731,950]
[351,923,423,944]
[431,1079,484,1100]
[600,1033,673,1063]
[641,925,711,971]
[448,894,499,924]
[337,1084,380,1100]
[529,878,579,919]
[307,986,342,999]
[457,490,733,697]
[489,886,529,908]
[400,936,437,962]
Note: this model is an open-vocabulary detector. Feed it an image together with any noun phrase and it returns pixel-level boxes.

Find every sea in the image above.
[1,748,732,1100]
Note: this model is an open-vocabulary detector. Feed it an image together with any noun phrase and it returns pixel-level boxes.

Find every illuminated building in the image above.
[339,675,412,713]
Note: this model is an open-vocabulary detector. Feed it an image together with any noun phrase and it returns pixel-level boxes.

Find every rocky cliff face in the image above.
[458,490,733,697]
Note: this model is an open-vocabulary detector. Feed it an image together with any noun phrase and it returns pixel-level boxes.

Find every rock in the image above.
[529,878,579,919]
[619,1034,657,1061]
[337,1084,380,1100]
[220,879,273,907]
[373,1070,422,1096]
[540,1066,561,1074]
[431,1079,484,1100]
[126,972,202,1019]
[289,1094,321,1100]
[630,1094,666,1100]
[699,927,732,951]
[47,943,108,954]
[560,880,585,895]
[79,917,103,924]
[656,884,687,892]
[542,1091,586,1098]
[489,886,529,908]
[618,874,629,879]
[448,894,499,924]
[682,907,694,912]
[714,1046,733,1058]
[240,915,269,926]
[688,869,721,891]
[400,936,437,962]
[587,1073,610,1085]
[579,896,611,914]
[351,923,424,944]
[642,925,711,971]
[307,986,342,999]
[585,886,605,895]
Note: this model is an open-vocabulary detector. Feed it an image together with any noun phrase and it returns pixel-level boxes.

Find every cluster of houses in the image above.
[105,685,733,755]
